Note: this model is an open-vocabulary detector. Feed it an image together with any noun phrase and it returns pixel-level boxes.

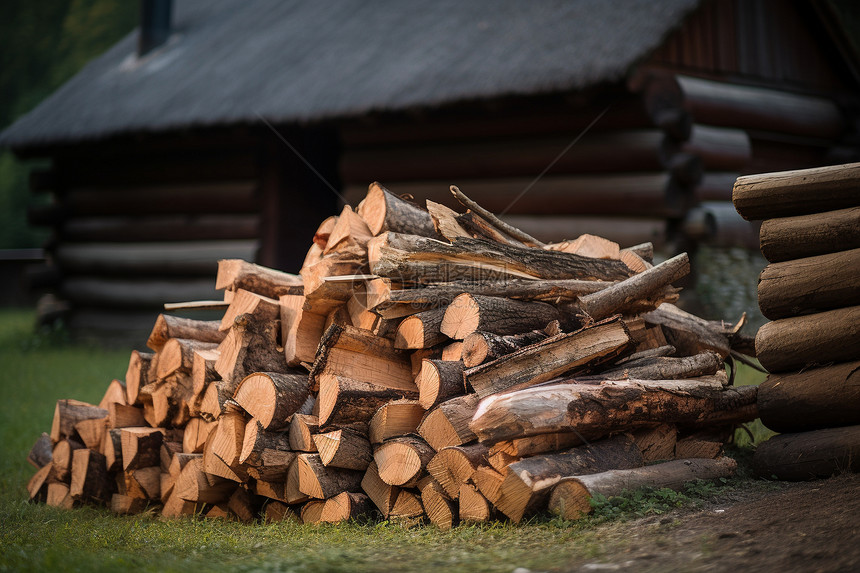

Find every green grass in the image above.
[0,308,770,573]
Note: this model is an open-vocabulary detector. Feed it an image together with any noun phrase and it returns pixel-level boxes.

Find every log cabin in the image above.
[1,0,858,342]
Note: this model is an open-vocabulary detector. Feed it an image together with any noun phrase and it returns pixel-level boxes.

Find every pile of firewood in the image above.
[732,163,860,481]
[27,182,758,526]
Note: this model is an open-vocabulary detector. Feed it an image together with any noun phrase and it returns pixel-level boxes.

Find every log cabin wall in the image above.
[27,131,262,342]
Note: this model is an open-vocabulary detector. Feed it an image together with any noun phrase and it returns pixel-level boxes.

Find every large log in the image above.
[233,372,310,431]
[355,181,438,238]
[470,377,757,443]
[441,294,563,340]
[496,434,643,522]
[759,207,860,263]
[753,425,860,481]
[368,233,633,285]
[641,303,732,358]
[296,453,363,499]
[758,361,860,433]
[755,306,860,373]
[549,457,738,520]
[578,351,723,382]
[757,249,860,320]
[464,317,632,399]
[733,163,860,221]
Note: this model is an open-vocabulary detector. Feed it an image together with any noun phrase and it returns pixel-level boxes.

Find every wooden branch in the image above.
[450,185,545,247]
[465,317,632,399]
[549,457,737,519]
[147,315,225,352]
[215,259,303,299]
[470,377,757,443]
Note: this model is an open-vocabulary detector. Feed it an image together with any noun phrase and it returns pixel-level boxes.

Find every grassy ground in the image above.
[0,308,770,573]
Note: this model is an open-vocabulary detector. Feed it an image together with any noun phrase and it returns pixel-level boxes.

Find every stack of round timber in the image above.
[733,162,860,481]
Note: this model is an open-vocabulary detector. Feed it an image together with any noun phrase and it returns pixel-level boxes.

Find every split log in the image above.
[441,294,563,340]
[368,233,632,284]
[27,464,57,502]
[756,306,860,373]
[157,338,220,379]
[103,429,123,472]
[301,254,366,315]
[361,460,399,518]
[216,259,303,299]
[417,394,480,451]
[758,249,860,320]
[147,376,192,428]
[356,181,438,237]
[629,424,678,462]
[51,399,108,443]
[320,491,373,523]
[310,324,414,392]
[219,289,281,331]
[642,303,732,358]
[420,478,457,530]
[111,493,146,515]
[417,359,465,409]
[289,414,319,452]
[673,431,724,460]
[70,449,113,505]
[326,205,373,254]
[549,457,738,519]
[296,453,363,499]
[123,466,161,500]
[369,399,424,445]
[98,379,127,410]
[547,234,620,259]
[374,436,436,487]
[733,163,860,221]
[472,466,505,505]
[264,500,300,523]
[442,342,463,362]
[74,416,107,450]
[28,433,53,469]
[233,372,310,431]
[577,253,689,320]
[176,457,235,503]
[488,432,582,461]
[191,348,220,396]
[313,428,373,470]
[300,500,327,523]
[388,489,425,526]
[496,434,643,522]
[465,317,633,399]
[52,438,85,482]
[470,377,757,443]
[758,361,860,433]
[147,314,225,352]
[284,459,310,505]
[462,329,550,368]
[239,420,294,479]
[121,427,164,471]
[394,308,448,349]
[427,443,489,499]
[215,312,286,387]
[205,408,246,479]
[753,425,860,481]
[108,402,147,429]
[317,374,418,426]
[280,294,326,366]
[162,490,204,518]
[759,206,860,263]
[427,199,473,242]
[458,483,495,523]
[126,350,154,406]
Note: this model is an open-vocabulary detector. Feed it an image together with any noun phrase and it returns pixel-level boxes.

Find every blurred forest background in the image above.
[0,0,137,249]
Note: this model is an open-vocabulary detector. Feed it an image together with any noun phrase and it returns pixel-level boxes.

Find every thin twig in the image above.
[730,350,768,373]
[450,185,546,247]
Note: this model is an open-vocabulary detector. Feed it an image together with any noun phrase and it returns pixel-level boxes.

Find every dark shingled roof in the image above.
[0,0,700,148]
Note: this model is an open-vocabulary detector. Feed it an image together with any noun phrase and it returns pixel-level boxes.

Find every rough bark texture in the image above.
[549,457,737,519]
[216,259,303,299]
[579,351,723,381]
[318,374,418,426]
[417,359,466,409]
[753,425,860,481]
[470,377,757,443]
[496,434,643,522]
[356,181,438,237]
[296,453,364,499]
[759,206,860,263]
[733,163,860,220]
[755,306,860,373]
[642,303,732,358]
[758,361,860,433]
[461,329,550,368]
[147,315,225,352]
[465,317,633,398]
[441,294,563,340]
[758,249,860,320]
[394,307,448,349]
[233,371,310,430]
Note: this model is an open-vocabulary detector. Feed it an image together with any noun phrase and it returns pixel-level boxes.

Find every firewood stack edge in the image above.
[27,182,758,527]
[732,162,860,481]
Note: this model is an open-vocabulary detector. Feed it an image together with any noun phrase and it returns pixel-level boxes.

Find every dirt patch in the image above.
[563,472,860,573]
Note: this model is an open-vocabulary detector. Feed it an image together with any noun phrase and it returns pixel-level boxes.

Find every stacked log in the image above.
[732,163,860,480]
[27,182,754,524]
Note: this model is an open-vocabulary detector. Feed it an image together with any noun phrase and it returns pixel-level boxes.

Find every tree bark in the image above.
[417,359,466,409]
[146,314,225,352]
[465,317,633,399]
[394,307,448,349]
[549,457,737,519]
[374,436,436,487]
[578,351,723,381]
[233,371,310,431]
[470,377,757,443]
[461,329,550,368]
[215,259,303,299]
[317,374,418,426]
[51,399,108,443]
[356,181,438,237]
[417,393,481,451]
[756,306,860,373]
[753,425,860,481]
[441,294,563,340]
[758,361,860,433]
[320,491,373,523]
[125,350,155,407]
[496,434,643,522]
[758,249,860,320]
[70,449,113,505]
[296,453,363,499]
[759,206,860,263]
[313,428,373,470]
